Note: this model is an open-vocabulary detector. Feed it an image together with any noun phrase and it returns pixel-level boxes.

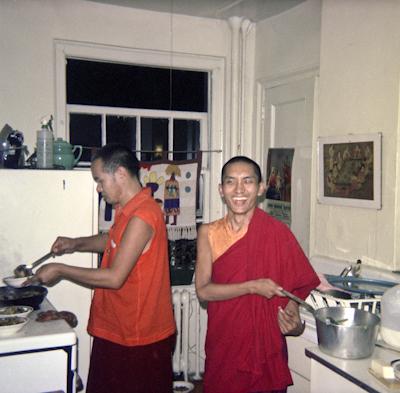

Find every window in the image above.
[66,59,207,163]
[55,40,225,225]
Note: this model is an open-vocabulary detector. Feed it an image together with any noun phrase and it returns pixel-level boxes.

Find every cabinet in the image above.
[286,310,317,393]
[0,169,98,391]
[0,299,77,393]
[309,360,365,393]
[287,336,312,392]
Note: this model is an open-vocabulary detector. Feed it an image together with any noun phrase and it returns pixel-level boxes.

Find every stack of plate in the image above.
[0,305,32,336]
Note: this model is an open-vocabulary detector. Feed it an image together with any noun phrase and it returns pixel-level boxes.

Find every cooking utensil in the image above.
[14,252,54,278]
[280,288,348,325]
[0,286,48,310]
[315,307,380,359]
[281,289,380,359]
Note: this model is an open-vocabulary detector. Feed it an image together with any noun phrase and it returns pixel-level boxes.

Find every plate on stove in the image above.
[0,316,29,336]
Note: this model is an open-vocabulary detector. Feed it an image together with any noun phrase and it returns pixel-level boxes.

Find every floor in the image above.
[192,379,203,393]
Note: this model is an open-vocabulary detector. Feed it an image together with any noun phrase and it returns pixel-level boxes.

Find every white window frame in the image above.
[55,39,226,222]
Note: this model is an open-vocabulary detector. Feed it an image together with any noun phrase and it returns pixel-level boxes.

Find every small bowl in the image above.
[173,381,194,393]
[392,360,400,380]
[0,305,33,318]
[3,276,32,288]
[0,316,29,336]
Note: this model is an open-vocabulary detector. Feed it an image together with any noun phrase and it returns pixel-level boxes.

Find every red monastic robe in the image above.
[204,208,320,393]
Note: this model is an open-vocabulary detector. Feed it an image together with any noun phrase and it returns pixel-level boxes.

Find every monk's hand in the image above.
[25,263,63,287]
[278,300,305,336]
[252,278,282,299]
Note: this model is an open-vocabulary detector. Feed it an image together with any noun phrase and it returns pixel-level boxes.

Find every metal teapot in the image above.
[53,138,83,169]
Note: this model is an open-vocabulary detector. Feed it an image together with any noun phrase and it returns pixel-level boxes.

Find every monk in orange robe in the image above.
[195,156,319,393]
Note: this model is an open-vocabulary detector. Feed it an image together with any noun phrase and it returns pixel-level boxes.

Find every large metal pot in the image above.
[0,286,48,310]
[315,306,380,359]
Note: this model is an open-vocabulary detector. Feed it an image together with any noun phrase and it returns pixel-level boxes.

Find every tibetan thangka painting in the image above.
[317,133,381,209]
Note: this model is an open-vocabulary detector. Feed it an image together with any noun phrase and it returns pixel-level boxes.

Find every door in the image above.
[262,74,317,256]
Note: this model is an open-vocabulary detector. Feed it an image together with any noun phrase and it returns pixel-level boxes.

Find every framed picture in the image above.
[317,133,382,209]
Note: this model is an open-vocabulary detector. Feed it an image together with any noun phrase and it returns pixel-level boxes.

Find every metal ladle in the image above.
[14,252,55,278]
[280,288,348,326]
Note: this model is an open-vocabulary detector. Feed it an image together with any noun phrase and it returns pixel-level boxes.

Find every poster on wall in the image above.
[140,157,201,240]
[265,148,294,226]
[317,133,382,209]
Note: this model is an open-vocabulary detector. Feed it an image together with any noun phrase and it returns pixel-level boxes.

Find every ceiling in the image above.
[87,0,306,22]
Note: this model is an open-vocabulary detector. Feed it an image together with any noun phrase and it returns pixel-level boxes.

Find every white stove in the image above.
[0,298,78,393]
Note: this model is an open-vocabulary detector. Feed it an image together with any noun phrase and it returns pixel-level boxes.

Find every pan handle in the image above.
[30,252,55,269]
[280,288,316,316]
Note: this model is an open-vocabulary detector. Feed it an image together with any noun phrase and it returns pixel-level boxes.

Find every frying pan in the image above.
[0,286,48,310]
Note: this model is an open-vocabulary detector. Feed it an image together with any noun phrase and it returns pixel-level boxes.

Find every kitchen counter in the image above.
[306,345,400,393]
[0,298,77,393]
[0,298,76,353]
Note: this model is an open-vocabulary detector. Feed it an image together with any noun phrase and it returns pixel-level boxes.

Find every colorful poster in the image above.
[265,148,294,226]
[140,158,201,240]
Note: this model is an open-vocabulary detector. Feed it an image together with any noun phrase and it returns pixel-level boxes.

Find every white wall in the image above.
[254,0,400,272]
[254,0,321,81]
[313,0,400,270]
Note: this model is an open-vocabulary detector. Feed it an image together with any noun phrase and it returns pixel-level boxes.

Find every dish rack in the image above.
[306,290,381,315]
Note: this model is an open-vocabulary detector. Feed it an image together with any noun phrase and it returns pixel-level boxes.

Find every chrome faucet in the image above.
[340,259,362,278]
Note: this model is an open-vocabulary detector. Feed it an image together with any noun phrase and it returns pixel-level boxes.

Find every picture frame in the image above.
[317,133,382,209]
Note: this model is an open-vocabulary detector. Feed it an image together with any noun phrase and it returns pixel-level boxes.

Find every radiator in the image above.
[172,285,207,381]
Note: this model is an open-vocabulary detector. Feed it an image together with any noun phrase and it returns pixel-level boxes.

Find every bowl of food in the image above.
[0,286,48,310]
[173,381,194,393]
[3,276,32,288]
[0,316,29,336]
[0,305,33,318]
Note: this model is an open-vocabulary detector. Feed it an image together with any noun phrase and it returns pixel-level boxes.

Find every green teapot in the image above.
[53,138,83,169]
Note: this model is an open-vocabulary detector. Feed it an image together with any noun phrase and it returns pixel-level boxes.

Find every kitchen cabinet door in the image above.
[0,168,98,391]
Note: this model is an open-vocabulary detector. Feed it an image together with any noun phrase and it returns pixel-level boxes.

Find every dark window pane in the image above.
[173,119,200,161]
[67,59,208,112]
[171,70,208,112]
[69,113,102,162]
[140,118,168,161]
[106,116,136,151]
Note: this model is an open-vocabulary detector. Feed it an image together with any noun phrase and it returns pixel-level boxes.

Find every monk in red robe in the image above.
[195,156,319,393]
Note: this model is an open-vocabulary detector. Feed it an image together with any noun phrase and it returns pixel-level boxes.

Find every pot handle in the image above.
[72,145,83,166]
[280,288,316,316]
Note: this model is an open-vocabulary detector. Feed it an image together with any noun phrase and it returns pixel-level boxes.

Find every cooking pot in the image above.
[53,138,83,169]
[0,286,48,310]
[315,307,380,359]
[281,289,380,359]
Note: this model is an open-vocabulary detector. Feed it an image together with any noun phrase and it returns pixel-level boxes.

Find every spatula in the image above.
[14,252,54,278]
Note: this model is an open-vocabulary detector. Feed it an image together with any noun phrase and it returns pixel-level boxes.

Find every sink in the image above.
[325,275,396,296]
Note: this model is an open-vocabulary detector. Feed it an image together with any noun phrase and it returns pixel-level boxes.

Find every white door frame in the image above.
[255,66,319,256]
